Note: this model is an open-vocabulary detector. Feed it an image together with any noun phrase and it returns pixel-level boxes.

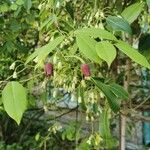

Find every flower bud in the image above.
[81,64,91,77]
[78,96,82,103]
[53,55,57,64]
[9,62,15,70]
[81,80,86,87]
[53,90,57,98]
[44,63,53,76]
[91,116,94,121]
[57,62,62,69]
[86,116,89,121]
[13,71,17,78]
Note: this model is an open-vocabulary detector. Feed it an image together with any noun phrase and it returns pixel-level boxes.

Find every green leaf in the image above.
[16,0,24,5]
[10,3,18,11]
[106,16,132,35]
[76,35,101,63]
[108,84,129,100]
[2,81,27,125]
[24,0,32,12]
[147,0,150,7]
[0,97,2,105]
[99,109,114,148]
[77,139,90,150]
[40,16,56,30]
[91,78,120,113]
[115,41,150,69]
[25,36,64,64]
[0,4,9,13]
[75,28,117,41]
[96,41,116,67]
[121,2,144,24]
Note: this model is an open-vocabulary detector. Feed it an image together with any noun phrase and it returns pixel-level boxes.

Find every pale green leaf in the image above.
[76,35,101,63]
[106,16,132,34]
[0,4,9,13]
[25,36,64,64]
[115,41,150,69]
[147,0,150,7]
[2,81,27,125]
[96,41,116,67]
[121,2,144,24]
[10,4,18,11]
[16,0,24,5]
[75,28,117,40]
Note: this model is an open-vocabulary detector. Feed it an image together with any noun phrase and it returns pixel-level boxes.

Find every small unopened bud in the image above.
[91,116,94,121]
[33,56,38,63]
[100,92,104,98]
[86,116,89,121]
[9,62,16,70]
[81,64,91,77]
[71,82,75,90]
[70,94,75,101]
[43,105,48,112]
[73,76,78,84]
[44,63,53,76]
[41,80,47,88]
[53,90,57,98]
[53,55,57,64]
[57,62,62,69]
[13,71,17,78]
[78,96,82,103]
[81,80,86,87]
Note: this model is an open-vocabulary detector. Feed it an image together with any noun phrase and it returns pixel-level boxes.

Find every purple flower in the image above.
[45,63,53,76]
[81,64,91,77]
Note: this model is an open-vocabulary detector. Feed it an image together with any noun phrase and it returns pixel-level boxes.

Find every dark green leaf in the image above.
[106,16,132,34]
[91,78,120,113]
[108,83,129,100]
[24,0,32,12]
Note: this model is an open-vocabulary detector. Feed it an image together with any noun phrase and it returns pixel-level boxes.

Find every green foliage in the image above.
[75,28,117,41]
[76,35,101,63]
[91,78,129,113]
[24,0,32,13]
[108,84,129,100]
[115,40,150,69]
[96,41,116,67]
[121,2,144,24]
[99,109,116,148]
[2,81,27,125]
[92,78,128,112]
[106,16,132,34]
[147,0,150,7]
[25,36,64,66]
